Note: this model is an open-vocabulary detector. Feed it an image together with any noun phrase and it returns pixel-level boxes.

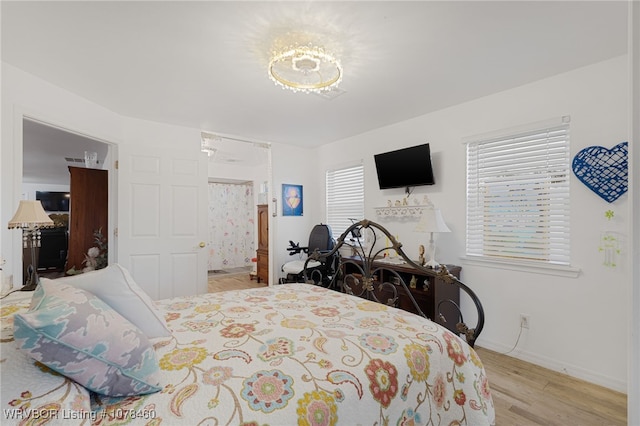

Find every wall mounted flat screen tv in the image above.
[36,191,70,212]
[374,143,435,189]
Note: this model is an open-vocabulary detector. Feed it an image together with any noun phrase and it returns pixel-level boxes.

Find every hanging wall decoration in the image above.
[282,184,303,216]
[572,141,628,203]
[599,210,621,268]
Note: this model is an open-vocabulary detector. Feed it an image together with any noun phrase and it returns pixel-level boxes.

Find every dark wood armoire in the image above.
[256,204,269,283]
[66,166,108,272]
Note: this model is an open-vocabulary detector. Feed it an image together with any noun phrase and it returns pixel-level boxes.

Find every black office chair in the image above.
[281,224,339,286]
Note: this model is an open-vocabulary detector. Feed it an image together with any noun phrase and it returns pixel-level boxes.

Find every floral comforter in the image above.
[2,284,494,425]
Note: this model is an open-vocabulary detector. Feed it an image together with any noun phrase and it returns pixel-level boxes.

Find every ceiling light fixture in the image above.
[268,45,343,94]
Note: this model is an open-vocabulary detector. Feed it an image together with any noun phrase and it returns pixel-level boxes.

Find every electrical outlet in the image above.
[520,314,530,329]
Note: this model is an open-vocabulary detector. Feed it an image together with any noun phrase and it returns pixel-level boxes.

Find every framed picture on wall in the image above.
[282,184,303,216]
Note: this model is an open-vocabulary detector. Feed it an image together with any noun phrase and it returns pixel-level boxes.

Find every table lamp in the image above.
[8,200,54,291]
[421,208,451,269]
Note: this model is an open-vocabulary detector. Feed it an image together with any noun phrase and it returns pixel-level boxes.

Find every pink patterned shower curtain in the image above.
[207,182,255,271]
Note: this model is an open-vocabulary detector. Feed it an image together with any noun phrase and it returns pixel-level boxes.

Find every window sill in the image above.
[460,255,581,278]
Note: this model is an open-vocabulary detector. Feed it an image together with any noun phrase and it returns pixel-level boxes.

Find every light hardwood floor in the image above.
[476,347,626,425]
[207,274,628,426]
[208,271,267,293]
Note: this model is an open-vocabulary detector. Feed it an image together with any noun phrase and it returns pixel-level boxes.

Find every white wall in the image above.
[628,2,640,422]
[316,56,630,391]
[270,142,318,284]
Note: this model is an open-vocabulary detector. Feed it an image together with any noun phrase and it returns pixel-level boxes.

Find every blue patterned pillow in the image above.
[13,281,162,397]
[38,264,171,338]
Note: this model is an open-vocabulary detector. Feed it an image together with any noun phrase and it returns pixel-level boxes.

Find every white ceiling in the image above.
[2,1,628,182]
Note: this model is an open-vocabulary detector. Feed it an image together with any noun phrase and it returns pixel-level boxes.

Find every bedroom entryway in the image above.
[21,118,113,286]
[203,133,271,286]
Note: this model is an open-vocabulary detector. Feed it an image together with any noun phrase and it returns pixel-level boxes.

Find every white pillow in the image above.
[37,264,171,338]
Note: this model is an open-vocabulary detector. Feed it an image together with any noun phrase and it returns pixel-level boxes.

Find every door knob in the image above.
[199,242,206,248]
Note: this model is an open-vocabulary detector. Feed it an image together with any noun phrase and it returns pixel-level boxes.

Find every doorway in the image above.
[22,118,114,282]
[207,180,254,272]
[202,133,270,282]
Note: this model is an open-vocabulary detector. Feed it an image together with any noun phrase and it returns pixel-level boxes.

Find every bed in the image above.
[1,257,494,426]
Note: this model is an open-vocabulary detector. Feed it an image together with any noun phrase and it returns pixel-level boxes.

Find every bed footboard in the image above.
[303,219,485,347]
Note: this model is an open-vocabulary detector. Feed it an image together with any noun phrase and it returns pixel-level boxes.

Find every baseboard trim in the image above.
[476,338,627,393]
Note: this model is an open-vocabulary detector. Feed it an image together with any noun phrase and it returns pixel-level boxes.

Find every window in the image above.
[326,163,364,239]
[466,118,571,266]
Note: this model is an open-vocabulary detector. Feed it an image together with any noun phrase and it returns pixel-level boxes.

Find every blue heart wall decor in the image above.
[572,141,628,203]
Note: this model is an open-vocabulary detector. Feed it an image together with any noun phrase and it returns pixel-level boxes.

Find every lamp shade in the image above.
[7,200,54,229]
[421,208,451,233]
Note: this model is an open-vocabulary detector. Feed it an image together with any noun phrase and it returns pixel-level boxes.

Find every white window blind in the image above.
[466,122,571,265]
[326,164,364,239]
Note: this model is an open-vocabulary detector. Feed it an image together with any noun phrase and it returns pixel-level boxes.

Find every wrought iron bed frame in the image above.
[301,219,486,347]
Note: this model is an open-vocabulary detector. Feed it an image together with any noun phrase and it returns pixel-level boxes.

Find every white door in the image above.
[117,125,208,300]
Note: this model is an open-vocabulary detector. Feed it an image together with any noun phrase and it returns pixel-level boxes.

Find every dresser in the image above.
[341,256,461,334]
[256,204,269,283]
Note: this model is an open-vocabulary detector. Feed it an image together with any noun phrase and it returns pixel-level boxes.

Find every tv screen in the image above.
[36,191,70,212]
[374,143,435,189]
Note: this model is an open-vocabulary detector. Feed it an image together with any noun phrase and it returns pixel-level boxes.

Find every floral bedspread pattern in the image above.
[2,292,93,425]
[2,284,495,425]
[102,284,494,425]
